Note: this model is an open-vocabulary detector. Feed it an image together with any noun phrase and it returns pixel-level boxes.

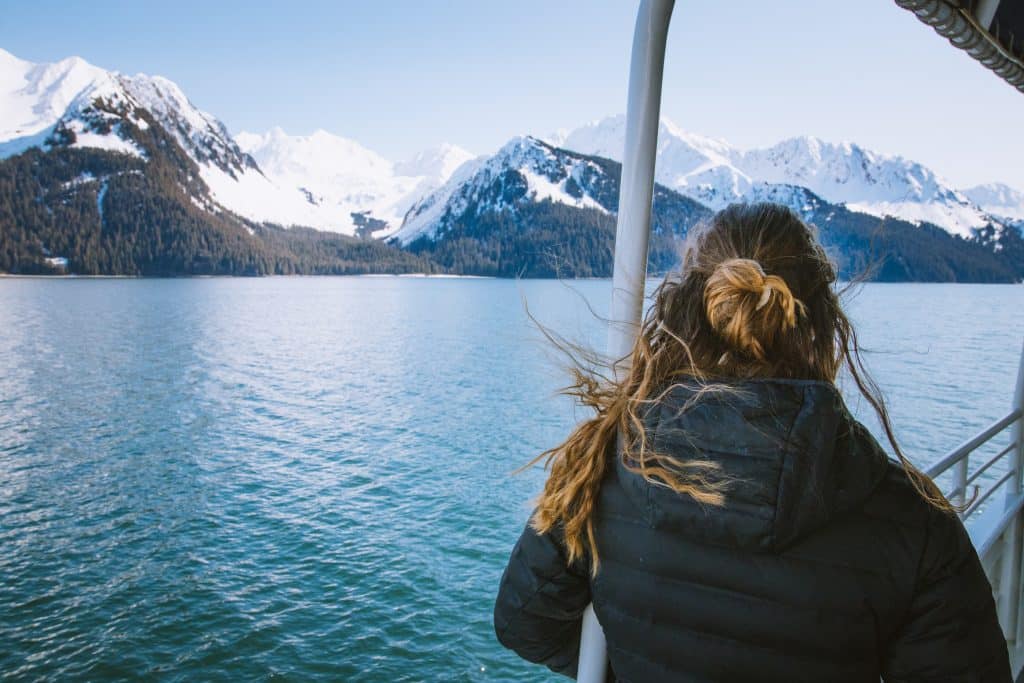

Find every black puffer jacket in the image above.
[494,379,1011,681]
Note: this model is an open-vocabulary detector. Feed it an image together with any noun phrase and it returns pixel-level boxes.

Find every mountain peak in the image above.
[0,49,118,149]
[309,128,340,141]
[496,134,540,155]
[54,55,90,70]
[392,133,623,245]
[963,182,1024,221]
[0,47,39,73]
[559,116,998,238]
[394,143,474,182]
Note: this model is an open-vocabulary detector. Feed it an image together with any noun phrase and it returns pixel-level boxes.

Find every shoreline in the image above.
[0,273,1021,285]
[0,272,495,280]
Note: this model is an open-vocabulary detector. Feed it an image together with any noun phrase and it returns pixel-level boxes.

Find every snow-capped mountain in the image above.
[392,133,716,246]
[394,142,475,182]
[1,49,146,159]
[0,48,473,237]
[392,135,713,277]
[962,183,1024,223]
[393,136,614,244]
[0,47,267,175]
[385,134,1023,282]
[737,136,992,239]
[0,48,309,223]
[0,47,446,277]
[558,115,1008,239]
[236,128,473,237]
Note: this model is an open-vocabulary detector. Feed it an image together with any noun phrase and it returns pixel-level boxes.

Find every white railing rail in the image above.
[924,341,1024,673]
[925,410,1023,516]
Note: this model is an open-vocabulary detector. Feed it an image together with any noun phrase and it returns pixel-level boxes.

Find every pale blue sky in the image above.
[2,0,1022,189]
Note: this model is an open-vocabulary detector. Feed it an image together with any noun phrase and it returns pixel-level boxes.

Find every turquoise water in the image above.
[0,277,1022,681]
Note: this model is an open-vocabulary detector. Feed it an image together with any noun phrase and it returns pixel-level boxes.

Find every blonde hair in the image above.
[529,202,950,575]
[704,258,807,362]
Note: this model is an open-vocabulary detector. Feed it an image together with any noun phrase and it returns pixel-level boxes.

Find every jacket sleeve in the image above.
[882,505,1012,682]
[493,519,591,678]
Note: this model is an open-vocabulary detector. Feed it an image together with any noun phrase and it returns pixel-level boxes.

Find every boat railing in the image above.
[923,342,1024,673]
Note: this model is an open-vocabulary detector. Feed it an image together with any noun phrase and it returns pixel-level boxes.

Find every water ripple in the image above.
[0,278,1021,681]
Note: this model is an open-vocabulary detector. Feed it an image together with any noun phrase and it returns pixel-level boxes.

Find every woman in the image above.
[493,203,1011,681]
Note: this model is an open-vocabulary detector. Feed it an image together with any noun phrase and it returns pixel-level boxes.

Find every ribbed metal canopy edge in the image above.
[896,0,1024,94]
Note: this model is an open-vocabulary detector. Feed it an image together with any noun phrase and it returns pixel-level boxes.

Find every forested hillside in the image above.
[0,122,435,277]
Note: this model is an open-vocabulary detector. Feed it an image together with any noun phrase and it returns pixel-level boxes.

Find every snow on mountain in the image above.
[4,45,1015,246]
[394,142,474,182]
[118,72,254,175]
[736,136,991,238]
[236,129,474,237]
[559,115,998,239]
[561,115,747,205]
[0,48,144,158]
[0,47,263,172]
[962,183,1024,222]
[392,136,612,245]
[0,48,478,236]
[742,183,822,220]
[0,48,321,228]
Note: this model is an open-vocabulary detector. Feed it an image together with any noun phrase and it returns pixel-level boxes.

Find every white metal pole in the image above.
[953,457,969,512]
[999,340,1024,642]
[606,0,676,372]
[577,2,675,682]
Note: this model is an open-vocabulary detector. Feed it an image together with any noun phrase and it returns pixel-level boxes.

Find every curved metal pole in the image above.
[606,0,675,370]
[578,2,675,682]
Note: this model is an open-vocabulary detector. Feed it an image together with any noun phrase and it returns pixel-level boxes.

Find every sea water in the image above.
[0,277,1021,681]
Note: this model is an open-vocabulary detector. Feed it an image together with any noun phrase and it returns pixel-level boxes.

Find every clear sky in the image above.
[2,0,1022,189]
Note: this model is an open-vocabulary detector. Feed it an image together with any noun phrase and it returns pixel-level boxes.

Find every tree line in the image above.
[1,108,1020,282]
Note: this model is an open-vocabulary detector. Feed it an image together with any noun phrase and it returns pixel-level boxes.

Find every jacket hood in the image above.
[617,378,891,553]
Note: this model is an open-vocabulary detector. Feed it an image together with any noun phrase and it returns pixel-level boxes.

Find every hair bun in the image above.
[703,258,805,361]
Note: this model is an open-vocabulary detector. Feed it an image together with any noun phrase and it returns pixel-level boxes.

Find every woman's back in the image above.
[591,379,1006,680]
